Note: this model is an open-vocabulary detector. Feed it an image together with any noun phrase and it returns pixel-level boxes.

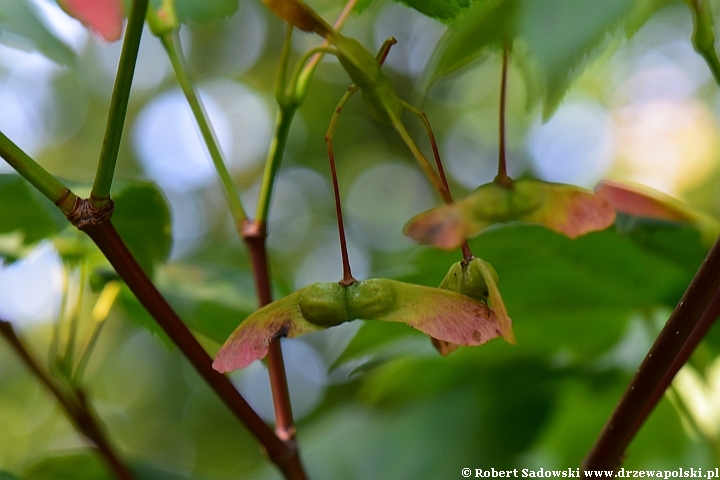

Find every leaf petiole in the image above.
[160,32,247,225]
[90,0,149,209]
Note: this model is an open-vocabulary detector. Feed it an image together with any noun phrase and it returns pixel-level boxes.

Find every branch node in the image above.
[240,219,266,241]
[54,188,72,207]
[67,198,115,229]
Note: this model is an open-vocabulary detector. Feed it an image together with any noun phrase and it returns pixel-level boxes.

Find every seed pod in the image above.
[299,282,350,326]
[463,258,498,301]
[404,179,615,249]
[214,277,504,373]
[346,278,398,319]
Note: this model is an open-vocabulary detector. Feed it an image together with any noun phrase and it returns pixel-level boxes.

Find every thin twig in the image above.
[0,319,134,480]
[495,41,512,188]
[324,86,360,285]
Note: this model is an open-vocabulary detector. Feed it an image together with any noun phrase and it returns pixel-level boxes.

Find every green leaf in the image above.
[515,0,634,118]
[426,0,666,117]
[111,181,172,277]
[424,0,513,86]
[331,321,425,371]
[117,285,174,348]
[22,452,110,480]
[150,0,239,24]
[395,0,473,22]
[0,470,21,480]
[0,174,62,246]
[0,0,75,65]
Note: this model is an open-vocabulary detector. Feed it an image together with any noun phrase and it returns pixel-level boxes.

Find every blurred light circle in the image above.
[294,228,369,289]
[528,100,615,188]
[0,78,54,164]
[133,87,233,191]
[201,80,273,171]
[163,189,210,260]
[346,162,434,251]
[443,114,499,189]
[213,0,267,76]
[615,99,718,194]
[0,243,63,326]
[31,0,89,53]
[93,25,169,91]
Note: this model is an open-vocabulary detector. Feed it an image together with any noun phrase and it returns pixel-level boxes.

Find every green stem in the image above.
[687,0,720,84]
[257,0,357,224]
[293,0,358,101]
[0,130,76,213]
[161,32,247,225]
[255,107,296,224]
[90,0,149,208]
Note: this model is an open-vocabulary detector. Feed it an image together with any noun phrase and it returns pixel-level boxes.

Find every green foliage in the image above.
[21,453,110,480]
[426,0,679,117]
[148,0,239,24]
[0,0,74,65]
[0,175,61,247]
[395,0,473,21]
[111,182,172,276]
[0,0,718,476]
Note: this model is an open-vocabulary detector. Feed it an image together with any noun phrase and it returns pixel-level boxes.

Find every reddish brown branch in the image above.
[81,220,304,478]
[0,319,134,480]
[628,287,720,439]
[241,221,300,446]
[325,136,355,285]
[583,235,720,472]
[495,41,512,188]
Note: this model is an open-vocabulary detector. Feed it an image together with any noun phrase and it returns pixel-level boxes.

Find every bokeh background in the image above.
[1,0,720,478]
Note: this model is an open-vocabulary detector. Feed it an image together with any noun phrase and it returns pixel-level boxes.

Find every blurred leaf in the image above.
[0,471,21,480]
[517,0,634,118]
[354,0,376,14]
[58,0,124,41]
[357,354,560,466]
[0,0,75,65]
[160,264,257,344]
[424,0,513,86]
[331,320,426,371]
[150,0,239,24]
[529,378,696,468]
[22,452,110,480]
[118,285,174,348]
[623,0,680,37]
[0,175,61,246]
[111,181,172,277]
[616,217,708,277]
[426,0,667,117]
[394,0,473,21]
